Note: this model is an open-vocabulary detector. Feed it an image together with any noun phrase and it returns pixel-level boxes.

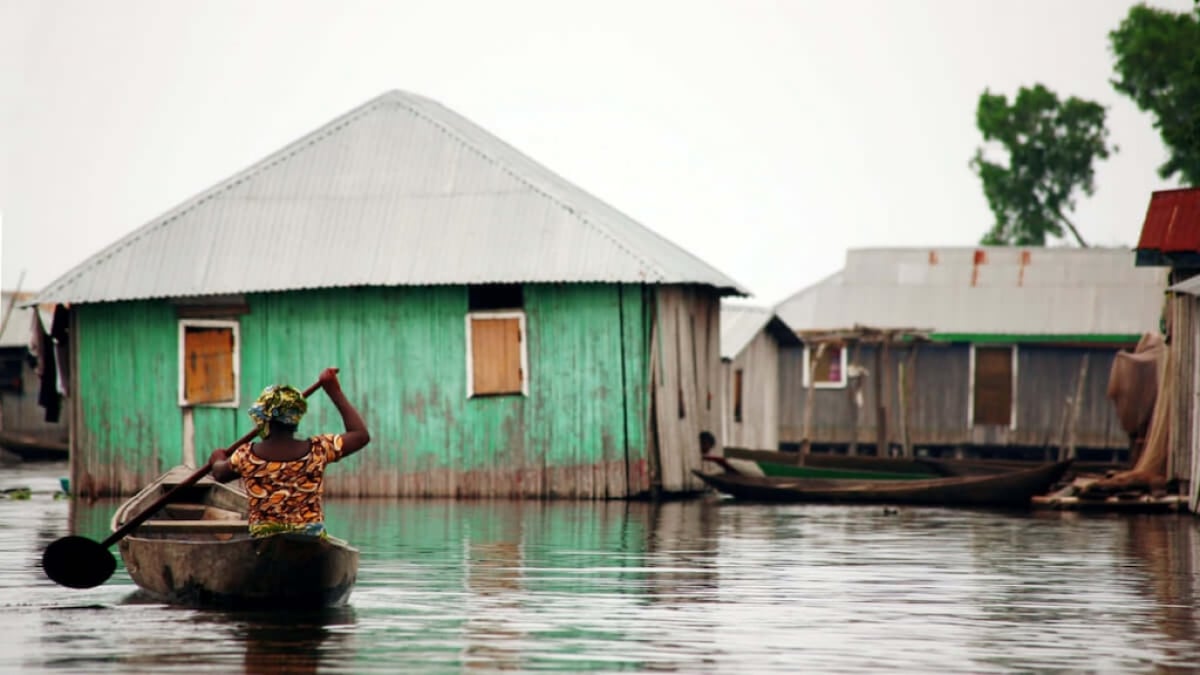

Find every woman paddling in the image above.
[210,367,370,538]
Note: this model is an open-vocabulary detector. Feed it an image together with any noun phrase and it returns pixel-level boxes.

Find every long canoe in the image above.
[110,466,358,609]
[692,459,1073,508]
[0,430,69,462]
[723,447,1056,480]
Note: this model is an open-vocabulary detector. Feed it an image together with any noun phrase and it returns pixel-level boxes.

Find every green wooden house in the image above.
[34,91,746,499]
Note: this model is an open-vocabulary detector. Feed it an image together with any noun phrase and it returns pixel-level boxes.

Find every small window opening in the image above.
[469,284,523,311]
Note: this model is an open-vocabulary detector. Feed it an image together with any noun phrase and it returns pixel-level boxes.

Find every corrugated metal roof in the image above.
[1136,187,1200,253]
[775,247,1167,337]
[1168,274,1200,296]
[719,302,800,359]
[35,91,747,305]
[0,292,51,348]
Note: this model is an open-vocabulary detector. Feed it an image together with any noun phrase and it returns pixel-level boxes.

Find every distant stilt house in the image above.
[774,247,1167,463]
[0,292,69,459]
[1134,187,1200,512]
[717,303,801,451]
[31,90,746,498]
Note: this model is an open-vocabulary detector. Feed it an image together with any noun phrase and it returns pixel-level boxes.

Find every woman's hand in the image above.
[209,448,237,482]
[319,367,341,391]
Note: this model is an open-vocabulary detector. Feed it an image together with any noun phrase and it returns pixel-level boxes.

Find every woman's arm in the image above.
[209,448,239,483]
[320,367,371,457]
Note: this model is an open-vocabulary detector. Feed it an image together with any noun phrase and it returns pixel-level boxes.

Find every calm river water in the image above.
[2,460,1199,673]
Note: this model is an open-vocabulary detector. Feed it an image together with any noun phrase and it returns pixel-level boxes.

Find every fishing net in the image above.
[1106,332,1164,438]
[1083,333,1170,496]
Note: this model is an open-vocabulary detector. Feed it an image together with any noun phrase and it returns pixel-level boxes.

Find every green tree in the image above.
[970,84,1113,247]
[1109,3,1200,185]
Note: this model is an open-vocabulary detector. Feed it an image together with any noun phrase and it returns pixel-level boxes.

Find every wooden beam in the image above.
[874,345,886,456]
[801,343,824,458]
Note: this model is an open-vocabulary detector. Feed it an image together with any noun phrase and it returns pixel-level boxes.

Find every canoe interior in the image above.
[752,462,941,481]
[113,469,251,541]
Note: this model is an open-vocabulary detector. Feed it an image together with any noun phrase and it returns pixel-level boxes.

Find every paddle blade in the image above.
[42,536,116,589]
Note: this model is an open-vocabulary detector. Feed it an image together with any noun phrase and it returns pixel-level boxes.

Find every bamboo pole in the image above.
[901,343,919,458]
[847,342,861,456]
[801,342,825,461]
[1063,352,1090,461]
[875,341,888,456]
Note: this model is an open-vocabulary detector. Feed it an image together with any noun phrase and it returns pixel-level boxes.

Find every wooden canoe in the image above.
[692,459,1073,508]
[723,447,1050,479]
[111,466,359,609]
[0,430,69,461]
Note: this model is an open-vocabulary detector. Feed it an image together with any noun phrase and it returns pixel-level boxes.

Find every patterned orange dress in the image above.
[228,434,346,537]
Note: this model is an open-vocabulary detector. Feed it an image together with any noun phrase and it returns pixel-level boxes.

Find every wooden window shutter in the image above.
[973,347,1012,426]
[184,326,235,404]
[471,316,522,395]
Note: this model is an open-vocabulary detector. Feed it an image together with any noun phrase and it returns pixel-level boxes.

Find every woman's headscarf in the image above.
[248,384,307,437]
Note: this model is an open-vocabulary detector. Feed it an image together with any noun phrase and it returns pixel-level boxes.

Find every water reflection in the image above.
[461,506,523,670]
[13,480,1194,672]
[1123,515,1199,669]
[219,607,357,674]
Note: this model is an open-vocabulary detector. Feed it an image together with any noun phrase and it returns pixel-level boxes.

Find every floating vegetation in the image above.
[1,487,32,500]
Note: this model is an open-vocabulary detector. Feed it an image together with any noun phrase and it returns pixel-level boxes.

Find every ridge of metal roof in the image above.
[35,90,748,305]
[775,246,1167,336]
[720,301,800,359]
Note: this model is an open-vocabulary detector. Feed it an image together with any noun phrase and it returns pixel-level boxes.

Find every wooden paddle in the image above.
[42,377,325,589]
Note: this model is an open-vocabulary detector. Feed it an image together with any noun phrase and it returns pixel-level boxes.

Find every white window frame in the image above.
[802,344,848,389]
[967,344,1018,430]
[177,318,240,408]
[465,310,529,398]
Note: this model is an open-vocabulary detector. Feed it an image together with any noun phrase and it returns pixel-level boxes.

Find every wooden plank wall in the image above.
[73,301,184,497]
[0,353,69,438]
[1016,347,1124,450]
[719,329,780,451]
[72,283,659,499]
[1166,294,1195,498]
[1187,296,1200,513]
[780,342,1131,453]
[650,286,720,493]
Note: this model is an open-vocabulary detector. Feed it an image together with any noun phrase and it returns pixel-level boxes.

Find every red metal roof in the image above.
[1137,187,1200,253]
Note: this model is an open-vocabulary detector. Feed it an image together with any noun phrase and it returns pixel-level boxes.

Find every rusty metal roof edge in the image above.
[1137,186,1200,253]
[792,325,937,342]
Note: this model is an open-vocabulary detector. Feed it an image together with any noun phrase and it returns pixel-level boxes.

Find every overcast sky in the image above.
[1,0,1194,305]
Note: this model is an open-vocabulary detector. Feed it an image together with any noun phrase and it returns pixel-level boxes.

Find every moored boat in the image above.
[110,466,358,609]
[0,430,69,462]
[693,459,1073,508]
[723,447,1053,480]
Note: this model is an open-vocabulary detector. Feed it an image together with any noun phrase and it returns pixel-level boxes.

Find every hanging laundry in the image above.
[30,309,59,423]
[50,304,70,398]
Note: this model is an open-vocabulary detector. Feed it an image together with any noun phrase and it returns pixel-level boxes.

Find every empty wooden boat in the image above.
[723,447,1051,480]
[693,459,1072,508]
